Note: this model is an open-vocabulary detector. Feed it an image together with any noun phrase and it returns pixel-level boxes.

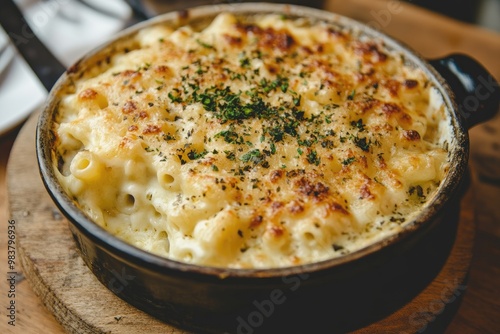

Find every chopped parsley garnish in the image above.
[347,89,356,100]
[354,137,370,152]
[270,142,276,154]
[267,126,284,142]
[321,139,334,149]
[342,157,356,165]
[196,39,214,49]
[197,93,217,111]
[293,95,302,107]
[157,43,378,176]
[187,150,208,160]
[350,119,365,132]
[240,57,251,68]
[168,91,183,103]
[259,76,289,94]
[225,151,236,161]
[215,129,244,144]
[307,150,320,165]
[163,133,176,141]
[240,149,265,164]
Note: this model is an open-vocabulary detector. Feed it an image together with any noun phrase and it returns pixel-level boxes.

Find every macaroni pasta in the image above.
[53,13,451,268]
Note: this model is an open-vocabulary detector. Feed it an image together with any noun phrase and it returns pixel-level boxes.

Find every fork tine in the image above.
[123,0,151,21]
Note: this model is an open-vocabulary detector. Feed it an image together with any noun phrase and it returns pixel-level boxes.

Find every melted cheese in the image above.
[53,13,451,268]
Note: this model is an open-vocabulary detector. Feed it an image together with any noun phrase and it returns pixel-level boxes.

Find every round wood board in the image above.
[7,111,476,334]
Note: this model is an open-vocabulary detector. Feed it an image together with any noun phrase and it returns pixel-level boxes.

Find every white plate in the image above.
[0,35,15,77]
[0,28,47,136]
[0,0,131,136]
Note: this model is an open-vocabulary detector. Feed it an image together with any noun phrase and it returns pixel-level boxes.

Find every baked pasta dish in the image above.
[53,12,451,268]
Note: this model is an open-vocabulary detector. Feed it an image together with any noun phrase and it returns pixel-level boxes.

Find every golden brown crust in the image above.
[53,13,450,268]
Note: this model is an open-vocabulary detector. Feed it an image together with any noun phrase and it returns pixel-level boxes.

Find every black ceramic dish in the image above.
[35,3,499,333]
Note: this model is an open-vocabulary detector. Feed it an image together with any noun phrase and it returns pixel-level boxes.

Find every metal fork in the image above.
[77,0,150,22]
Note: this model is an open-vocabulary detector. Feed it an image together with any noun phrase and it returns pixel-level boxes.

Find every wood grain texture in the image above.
[0,124,66,334]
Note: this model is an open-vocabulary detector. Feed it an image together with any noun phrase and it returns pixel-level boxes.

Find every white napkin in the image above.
[0,0,131,136]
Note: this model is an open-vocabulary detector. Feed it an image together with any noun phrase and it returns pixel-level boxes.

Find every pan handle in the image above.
[429,54,499,129]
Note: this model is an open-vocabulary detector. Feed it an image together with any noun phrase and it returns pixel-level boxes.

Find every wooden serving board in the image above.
[7,111,475,333]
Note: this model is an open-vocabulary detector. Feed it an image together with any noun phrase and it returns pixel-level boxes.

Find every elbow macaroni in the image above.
[52,13,452,268]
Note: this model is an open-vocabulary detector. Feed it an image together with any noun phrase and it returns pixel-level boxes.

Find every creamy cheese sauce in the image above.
[53,13,451,268]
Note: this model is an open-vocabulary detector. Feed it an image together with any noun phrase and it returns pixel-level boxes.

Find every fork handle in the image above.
[0,0,66,91]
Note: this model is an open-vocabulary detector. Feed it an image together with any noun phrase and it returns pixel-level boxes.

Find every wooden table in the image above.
[1,0,499,333]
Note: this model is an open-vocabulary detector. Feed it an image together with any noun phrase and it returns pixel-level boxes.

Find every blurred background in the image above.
[406,0,499,31]
[135,0,500,32]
